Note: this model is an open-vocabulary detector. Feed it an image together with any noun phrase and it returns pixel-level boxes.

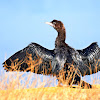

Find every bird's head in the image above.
[46,20,65,32]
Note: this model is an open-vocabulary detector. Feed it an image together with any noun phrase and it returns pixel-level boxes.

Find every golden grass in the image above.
[0,70,100,100]
[0,86,100,100]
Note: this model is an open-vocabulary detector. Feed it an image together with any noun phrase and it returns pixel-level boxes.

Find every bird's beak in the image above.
[45,22,54,27]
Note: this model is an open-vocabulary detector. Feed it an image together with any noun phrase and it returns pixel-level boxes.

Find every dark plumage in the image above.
[3,20,100,88]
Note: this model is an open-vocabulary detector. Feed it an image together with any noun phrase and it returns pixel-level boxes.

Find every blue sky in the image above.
[0,0,100,85]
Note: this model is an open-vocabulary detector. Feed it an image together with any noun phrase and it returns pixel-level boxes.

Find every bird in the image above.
[3,19,100,88]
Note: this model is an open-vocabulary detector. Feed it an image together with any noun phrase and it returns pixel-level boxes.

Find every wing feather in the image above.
[3,43,54,75]
[77,42,100,76]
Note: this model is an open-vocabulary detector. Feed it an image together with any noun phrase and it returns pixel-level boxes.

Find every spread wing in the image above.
[3,43,54,75]
[77,42,100,76]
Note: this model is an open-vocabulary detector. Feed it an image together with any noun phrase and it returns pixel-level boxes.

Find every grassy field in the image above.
[0,71,100,100]
[0,85,100,100]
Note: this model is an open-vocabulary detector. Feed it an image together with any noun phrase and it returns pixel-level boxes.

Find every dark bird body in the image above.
[3,20,100,88]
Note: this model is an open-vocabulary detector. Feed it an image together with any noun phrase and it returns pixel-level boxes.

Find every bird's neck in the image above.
[55,29,66,48]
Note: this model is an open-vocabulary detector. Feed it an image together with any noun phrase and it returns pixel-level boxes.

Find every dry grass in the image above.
[1,52,100,100]
[0,70,100,100]
[0,84,100,100]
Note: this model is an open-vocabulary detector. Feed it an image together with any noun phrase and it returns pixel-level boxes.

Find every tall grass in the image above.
[0,70,58,90]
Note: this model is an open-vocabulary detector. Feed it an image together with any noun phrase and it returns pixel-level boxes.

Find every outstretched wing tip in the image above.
[78,42,100,76]
[3,43,54,75]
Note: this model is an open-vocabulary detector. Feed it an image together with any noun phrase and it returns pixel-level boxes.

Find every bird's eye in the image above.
[53,22,56,25]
